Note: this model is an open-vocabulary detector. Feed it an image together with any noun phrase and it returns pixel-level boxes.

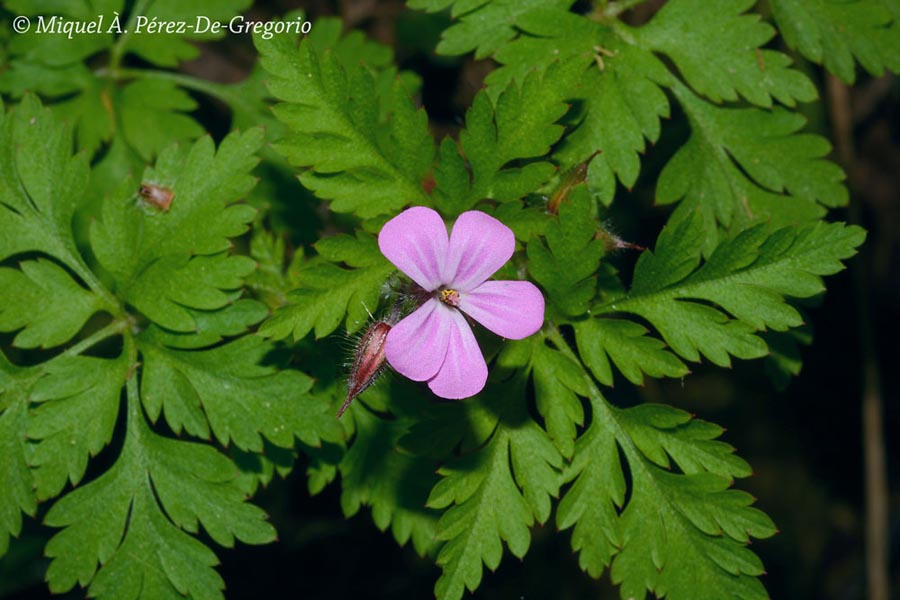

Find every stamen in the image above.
[439,288,460,307]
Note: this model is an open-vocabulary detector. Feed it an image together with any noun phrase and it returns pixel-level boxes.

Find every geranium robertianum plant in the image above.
[0,1,892,599]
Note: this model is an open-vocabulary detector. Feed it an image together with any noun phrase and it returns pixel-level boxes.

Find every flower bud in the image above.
[338,320,392,417]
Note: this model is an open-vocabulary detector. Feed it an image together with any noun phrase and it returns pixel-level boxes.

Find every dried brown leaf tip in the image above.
[547,150,601,215]
[139,183,174,211]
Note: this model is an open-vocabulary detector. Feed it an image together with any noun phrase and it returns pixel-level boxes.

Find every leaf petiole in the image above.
[60,318,131,360]
[107,0,153,70]
[97,67,271,123]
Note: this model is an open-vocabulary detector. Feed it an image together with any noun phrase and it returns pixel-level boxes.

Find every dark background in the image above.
[0,1,897,598]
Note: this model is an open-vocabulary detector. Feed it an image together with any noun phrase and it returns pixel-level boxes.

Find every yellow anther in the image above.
[440,289,460,307]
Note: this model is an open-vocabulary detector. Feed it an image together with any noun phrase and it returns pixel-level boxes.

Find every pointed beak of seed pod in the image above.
[338,321,392,417]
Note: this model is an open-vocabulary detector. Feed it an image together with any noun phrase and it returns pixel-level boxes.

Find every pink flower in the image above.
[378,207,545,399]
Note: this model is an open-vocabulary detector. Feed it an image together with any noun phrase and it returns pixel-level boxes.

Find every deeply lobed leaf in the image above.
[595,216,865,367]
[258,34,433,217]
[258,232,394,340]
[771,0,900,83]
[91,129,264,332]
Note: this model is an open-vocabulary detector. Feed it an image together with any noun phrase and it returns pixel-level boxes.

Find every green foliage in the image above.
[257,32,433,218]
[338,401,441,557]
[407,0,575,58]
[575,317,689,386]
[140,332,336,451]
[0,353,37,557]
[527,185,605,316]
[43,400,275,599]
[433,61,577,215]
[486,9,673,203]
[771,0,900,83]
[258,231,394,340]
[0,96,339,599]
[593,216,864,367]
[425,375,562,600]
[639,0,816,107]
[428,431,535,599]
[555,380,776,600]
[659,81,845,253]
[0,259,103,348]
[91,129,262,331]
[470,0,825,217]
[0,0,250,168]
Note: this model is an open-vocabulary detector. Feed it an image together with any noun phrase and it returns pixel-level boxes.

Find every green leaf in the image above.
[659,83,845,254]
[556,403,624,577]
[140,333,342,452]
[575,317,689,386]
[461,1,816,206]
[771,0,900,83]
[598,216,866,366]
[428,432,533,600]
[0,95,88,266]
[120,0,252,67]
[617,404,752,478]
[409,0,575,58]
[612,468,774,600]
[306,16,393,69]
[426,377,562,600]
[54,78,116,155]
[0,1,247,164]
[146,299,269,350]
[258,232,394,340]
[339,404,440,557]
[44,401,274,599]
[640,0,817,106]
[487,9,672,202]
[90,130,263,331]
[489,200,550,242]
[502,336,586,459]
[258,34,433,217]
[28,354,129,500]
[559,43,671,203]
[0,353,38,558]
[122,253,255,332]
[119,79,205,161]
[245,227,291,309]
[558,382,776,599]
[433,61,578,214]
[527,185,604,316]
[0,259,103,349]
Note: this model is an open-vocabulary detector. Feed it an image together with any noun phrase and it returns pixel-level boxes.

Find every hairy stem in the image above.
[827,73,889,600]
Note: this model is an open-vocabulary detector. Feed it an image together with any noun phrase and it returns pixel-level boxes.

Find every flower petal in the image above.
[458,280,545,340]
[427,308,488,399]
[443,210,515,291]
[385,299,451,381]
[378,206,448,291]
